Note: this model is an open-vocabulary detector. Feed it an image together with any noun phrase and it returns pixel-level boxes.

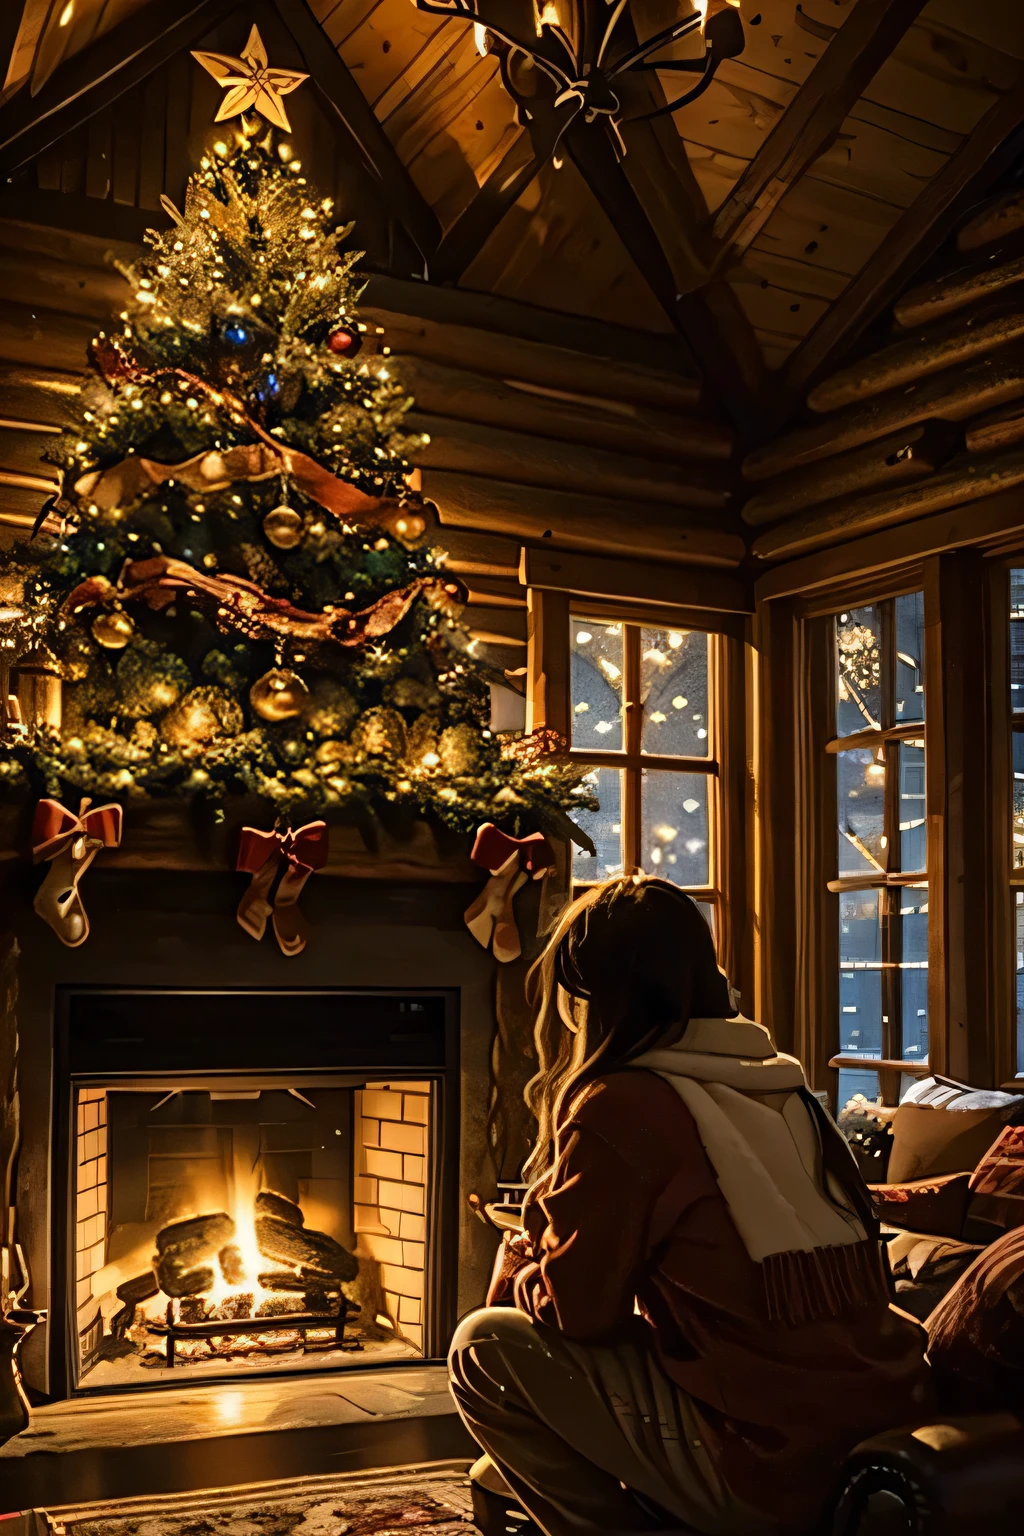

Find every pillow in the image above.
[871,1172,971,1239]
[887,1102,1014,1184]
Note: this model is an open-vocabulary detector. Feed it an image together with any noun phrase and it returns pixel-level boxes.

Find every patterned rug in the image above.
[36,1462,476,1536]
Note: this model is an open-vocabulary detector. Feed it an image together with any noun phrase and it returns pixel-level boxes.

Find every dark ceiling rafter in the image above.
[774,76,1024,429]
[564,119,762,436]
[708,0,929,264]
[428,130,540,284]
[265,0,440,267]
[0,0,237,179]
[0,3,27,100]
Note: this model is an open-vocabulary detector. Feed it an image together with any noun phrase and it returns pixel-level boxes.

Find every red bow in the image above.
[465,823,553,964]
[236,822,329,958]
[32,798,123,863]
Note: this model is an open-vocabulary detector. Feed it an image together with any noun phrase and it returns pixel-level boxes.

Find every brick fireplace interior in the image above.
[8,870,497,1405]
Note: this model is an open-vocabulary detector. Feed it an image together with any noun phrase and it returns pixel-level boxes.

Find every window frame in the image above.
[526,587,750,1005]
[771,564,942,1107]
[566,616,720,912]
[825,593,930,1105]
[988,549,1024,1086]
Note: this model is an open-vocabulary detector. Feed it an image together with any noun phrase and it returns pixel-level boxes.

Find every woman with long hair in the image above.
[450,875,932,1536]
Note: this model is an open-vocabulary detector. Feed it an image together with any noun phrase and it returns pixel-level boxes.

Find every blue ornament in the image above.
[224,321,249,346]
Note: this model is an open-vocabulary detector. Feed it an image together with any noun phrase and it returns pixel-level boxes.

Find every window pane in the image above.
[836,606,882,736]
[900,889,928,1063]
[1010,568,1024,710]
[641,769,709,887]
[838,747,886,876]
[1015,733,1024,871]
[1017,891,1024,1076]
[571,618,623,750]
[695,900,715,936]
[640,627,709,758]
[570,767,624,884]
[839,888,883,1058]
[898,740,926,873]
[895,591,925,723]
[838,1069,880,1110]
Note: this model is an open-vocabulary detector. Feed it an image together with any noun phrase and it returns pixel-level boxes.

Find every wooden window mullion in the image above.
[624,624,642,872]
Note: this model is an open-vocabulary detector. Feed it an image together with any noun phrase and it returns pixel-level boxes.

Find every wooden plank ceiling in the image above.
[3,1,1023,433]
[1,0,1023,583]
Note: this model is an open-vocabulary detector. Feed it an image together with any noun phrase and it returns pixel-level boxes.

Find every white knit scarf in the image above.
[635,1017,866,1263]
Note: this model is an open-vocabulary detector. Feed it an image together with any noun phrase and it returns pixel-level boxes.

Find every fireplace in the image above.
[51,987,459,1396]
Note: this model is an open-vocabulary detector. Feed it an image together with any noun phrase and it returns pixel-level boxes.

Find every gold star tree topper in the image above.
[192,25,308,133]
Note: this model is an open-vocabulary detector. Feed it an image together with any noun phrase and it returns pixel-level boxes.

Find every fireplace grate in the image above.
[148,1299,363,1368]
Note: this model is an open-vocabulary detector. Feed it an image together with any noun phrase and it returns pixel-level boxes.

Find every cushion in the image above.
[887,1103,1012,1183]
[885,1230,982,1322]
[871,1172,971,1239]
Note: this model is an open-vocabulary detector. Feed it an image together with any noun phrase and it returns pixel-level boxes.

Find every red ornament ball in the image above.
[327,327,361,357]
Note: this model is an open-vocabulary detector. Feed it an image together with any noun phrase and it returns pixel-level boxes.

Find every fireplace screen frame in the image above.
[50,986,460,1399]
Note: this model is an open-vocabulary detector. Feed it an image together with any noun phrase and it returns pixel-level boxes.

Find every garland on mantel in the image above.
[0,118,596,869]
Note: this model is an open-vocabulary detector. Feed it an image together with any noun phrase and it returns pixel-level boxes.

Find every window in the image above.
[1009,568,1024,1073]
[566,616,717,929]
[830,594,928,1108]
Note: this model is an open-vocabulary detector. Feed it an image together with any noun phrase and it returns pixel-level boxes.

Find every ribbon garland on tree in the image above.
[75,337,433,550]
[65,557,465,652]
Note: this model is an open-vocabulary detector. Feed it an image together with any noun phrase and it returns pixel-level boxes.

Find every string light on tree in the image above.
[0,37,593,858]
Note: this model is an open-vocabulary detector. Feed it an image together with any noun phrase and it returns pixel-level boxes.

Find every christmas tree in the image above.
[0,118,594,850]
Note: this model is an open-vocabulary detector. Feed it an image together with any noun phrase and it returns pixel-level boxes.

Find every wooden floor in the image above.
[0,1364,473,1513]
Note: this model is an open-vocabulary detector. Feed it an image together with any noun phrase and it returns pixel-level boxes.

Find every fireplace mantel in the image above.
[0,800,481,882]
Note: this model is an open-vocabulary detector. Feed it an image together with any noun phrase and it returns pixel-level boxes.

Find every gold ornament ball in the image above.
[250,668,310,722]
[263,506,304,549]
[91,610,135,650]
[161,686,244,748]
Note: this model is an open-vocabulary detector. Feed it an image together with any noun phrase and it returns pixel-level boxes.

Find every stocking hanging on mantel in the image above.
[32,797,122,947]
[235,821,328,957]
[464,822,555,964]
[0,26,594,860]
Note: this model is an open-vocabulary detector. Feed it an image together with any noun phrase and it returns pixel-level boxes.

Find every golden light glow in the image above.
[58,1,74,27]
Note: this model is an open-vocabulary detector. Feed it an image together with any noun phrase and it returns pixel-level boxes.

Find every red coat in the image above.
[491,1070,933,1532]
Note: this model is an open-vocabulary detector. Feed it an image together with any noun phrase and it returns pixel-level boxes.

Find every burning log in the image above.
[156,1260,215,1299]
[255,1296,303,1318]
[154,1213,235,1298]
[156,1213,235,1259]
[116,1272,159,1305]
[178,1298,209,1324]
[218,1244,246,1286]
[256,1216,358,1281]
[210,1293,253,1322]
[255,1190,304,1226]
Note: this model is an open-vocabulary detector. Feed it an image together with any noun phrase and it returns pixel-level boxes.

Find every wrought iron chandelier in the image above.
[411,0,745,160]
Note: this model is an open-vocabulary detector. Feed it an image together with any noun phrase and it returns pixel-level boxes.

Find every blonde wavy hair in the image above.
[521,874,732,1183]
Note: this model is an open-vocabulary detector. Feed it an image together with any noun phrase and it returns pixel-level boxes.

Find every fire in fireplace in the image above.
[54,990,458,1394]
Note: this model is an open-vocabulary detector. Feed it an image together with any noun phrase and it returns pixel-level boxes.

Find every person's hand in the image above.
[487,1227,536,1305]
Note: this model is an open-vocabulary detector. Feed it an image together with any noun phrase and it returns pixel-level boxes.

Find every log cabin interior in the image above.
[1,0,1024,1531]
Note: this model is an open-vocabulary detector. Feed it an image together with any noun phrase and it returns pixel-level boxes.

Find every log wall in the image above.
[0,217,743,680]
[742,185,1024,563]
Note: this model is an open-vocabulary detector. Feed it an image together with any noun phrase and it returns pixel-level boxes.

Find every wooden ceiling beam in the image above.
[266,0,440,267]
[0,4,26,99]
[564,120,762,437]
[0,0,237,178]
[774,79,1024,424]
[709,0,929,262]
[429,130,539,284]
